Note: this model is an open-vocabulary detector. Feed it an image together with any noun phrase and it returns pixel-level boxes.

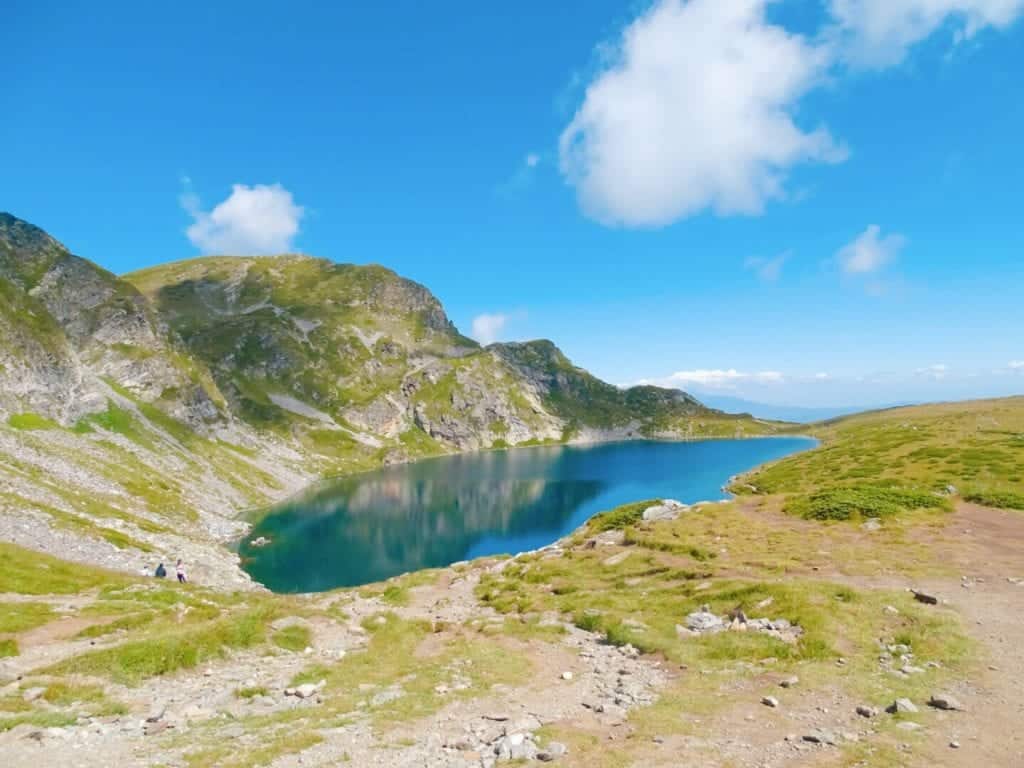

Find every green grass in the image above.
[740,398,1024,501]
[0,711,78,731]
[964,488,1024,510]
[235,685,269,699]
[40,682,127,715]
[0,602,55,633]
[45,605,275,685]
[0,542,129,595]
[785,485,951,521]
[0,639,17,657]
[7,412,60,430]
[586,499,659,532]
[272,623,312,652]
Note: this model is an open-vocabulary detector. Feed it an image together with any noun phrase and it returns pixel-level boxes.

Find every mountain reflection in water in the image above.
[241,438,814,592]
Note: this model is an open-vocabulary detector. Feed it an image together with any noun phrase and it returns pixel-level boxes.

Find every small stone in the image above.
[887,698,919,714]
[928,693,964,711]
[911,590,939,605]
[560,671,574,681]
[884,605,900,615]
[761,696,780,708]
[294,683,319,699]
[537,741,568,761]
[950,740,961,749]
[803,729,838,746]
[856,705,879,718]
[779,676,799,689]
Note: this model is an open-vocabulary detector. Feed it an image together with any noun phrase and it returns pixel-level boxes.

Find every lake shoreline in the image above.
[238,435,818,594]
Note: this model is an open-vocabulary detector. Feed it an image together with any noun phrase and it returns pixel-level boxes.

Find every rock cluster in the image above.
[679,605,804,643]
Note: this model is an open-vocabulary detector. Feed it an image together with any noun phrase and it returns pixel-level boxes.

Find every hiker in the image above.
[175,559,187,584]
[154,562,167,578]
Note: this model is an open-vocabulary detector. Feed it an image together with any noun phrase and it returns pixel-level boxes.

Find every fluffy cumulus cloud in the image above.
[182,183,304,255]
[829,0,1024,67]
[559,0,844,227]
[470,313,509,345]
[836,225,907,274]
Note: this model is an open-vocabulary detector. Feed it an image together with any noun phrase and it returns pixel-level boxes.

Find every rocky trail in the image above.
[1,500,1022,767]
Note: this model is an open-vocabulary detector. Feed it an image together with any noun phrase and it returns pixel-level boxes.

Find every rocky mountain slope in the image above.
[0,212,779,584]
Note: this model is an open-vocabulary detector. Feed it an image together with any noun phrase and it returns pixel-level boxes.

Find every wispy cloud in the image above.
[640,369,785,390]
[470,313,510,345]
[496,152,543,197]
[1010,360,1024,371]
[837,225,907,275]
[916,363,949,380]
[828,0,1024,68]
[744,252,790,282]
[182,182,304,255]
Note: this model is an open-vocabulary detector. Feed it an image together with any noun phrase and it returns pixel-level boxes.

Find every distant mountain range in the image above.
[693,394,908,424]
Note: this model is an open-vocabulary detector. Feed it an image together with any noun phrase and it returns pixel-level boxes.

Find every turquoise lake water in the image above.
[240,437,815,593]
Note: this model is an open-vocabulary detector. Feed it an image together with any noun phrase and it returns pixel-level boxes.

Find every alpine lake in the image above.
[239,437,815,593]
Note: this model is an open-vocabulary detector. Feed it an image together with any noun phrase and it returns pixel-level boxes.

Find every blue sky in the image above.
[3,0,1023,407]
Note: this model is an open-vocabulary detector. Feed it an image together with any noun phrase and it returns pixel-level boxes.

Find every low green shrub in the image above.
[964,489,1024,511]
[587,500,659,532]
[786,485,949,521]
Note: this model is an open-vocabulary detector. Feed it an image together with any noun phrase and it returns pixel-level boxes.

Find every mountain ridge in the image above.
[0,212,782,585]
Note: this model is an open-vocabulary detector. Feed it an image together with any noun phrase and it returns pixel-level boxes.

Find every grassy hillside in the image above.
[736,397,1024,516]
[6,398,1024,766]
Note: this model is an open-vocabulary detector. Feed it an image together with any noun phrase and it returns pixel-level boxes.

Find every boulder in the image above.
[928,692,964,711]
[887,698,919,714]
[685,606,725,633]
[537,741,569,761]
[642,500,687,522]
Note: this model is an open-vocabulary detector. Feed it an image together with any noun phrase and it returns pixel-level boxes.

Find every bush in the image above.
[964,489,1024,511]
[587,500,659,532]
[786,485,949,521]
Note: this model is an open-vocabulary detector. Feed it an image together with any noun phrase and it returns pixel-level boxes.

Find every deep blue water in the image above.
[240,437,815,593]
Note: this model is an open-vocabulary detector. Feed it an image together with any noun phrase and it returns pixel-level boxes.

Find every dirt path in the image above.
[1,503,1021,767]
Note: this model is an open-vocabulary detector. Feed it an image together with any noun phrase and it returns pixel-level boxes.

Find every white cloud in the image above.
[744,252,790,282]
[916,363,949,379]
[814,372,832,380]
[183,183,304,255]
[559,0,844,227]
[470,313,509,345]
[837,225,907,274]
[645,369,785,390]
[525,153,541,168]
[1009,360,1024,371]
[829,0,1024,68]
